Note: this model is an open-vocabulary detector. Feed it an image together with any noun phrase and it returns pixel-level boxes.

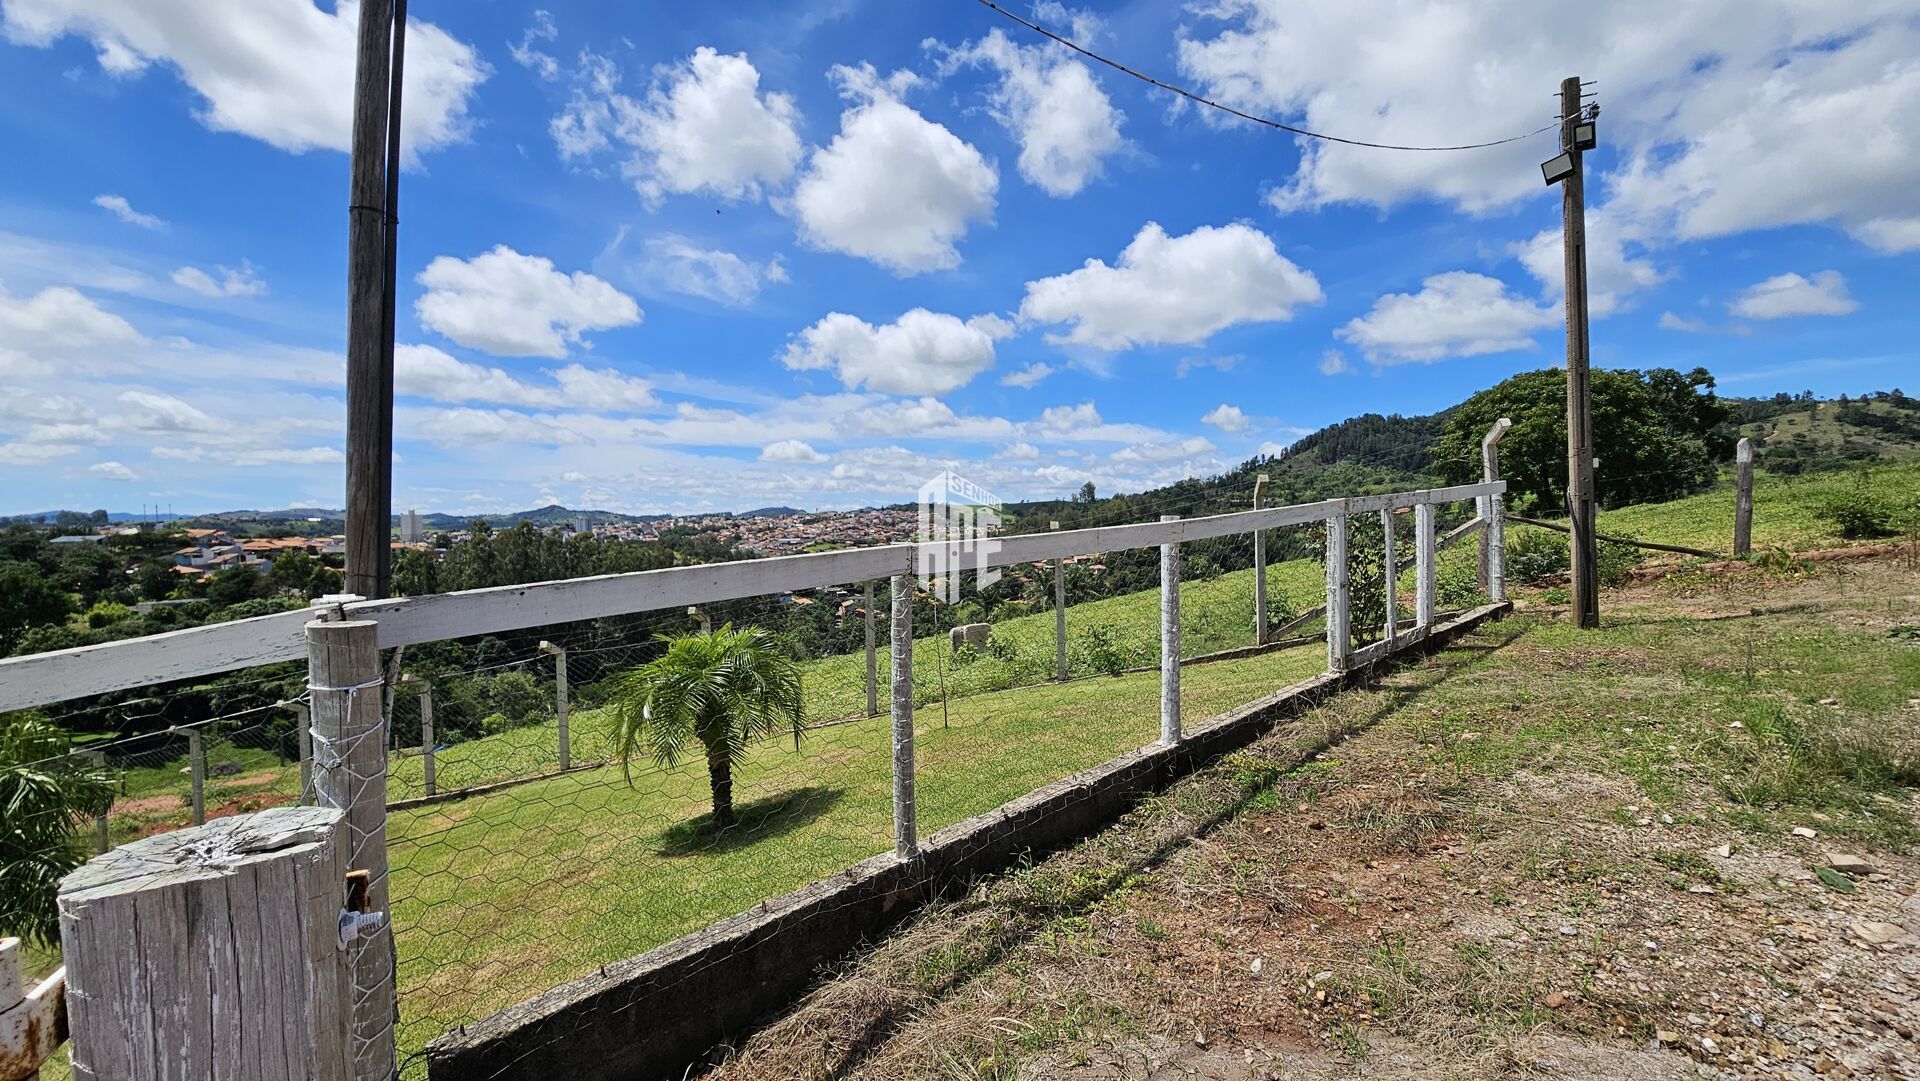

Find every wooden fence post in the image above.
[292,701,313,805]
[1252,475,1270,645]
[1481,417,1512,599]
[1415,502,1438,629]
[172,726,205,827]
[1051,521,1068,681]
[1160,515,1181,744]
[1734,437,1754,556]
[1381,508,1397,643]
[57,807,354,1081]
[540,641,569,771]
[415,681,435,797]
[306,617,393,1081]
[890,570,917,859]
[86,751,108,855]
[1324,512,1351,673]
[863,581,878,717]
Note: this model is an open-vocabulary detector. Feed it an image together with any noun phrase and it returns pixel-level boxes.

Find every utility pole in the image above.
[344,0,398,599]
[1554,75,1599,628]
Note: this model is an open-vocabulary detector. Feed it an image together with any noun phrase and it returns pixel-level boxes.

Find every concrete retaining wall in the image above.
[427,602,1510,1081]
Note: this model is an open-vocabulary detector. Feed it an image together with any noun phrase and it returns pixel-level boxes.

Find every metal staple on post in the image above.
[1160,515,1181,744]
[889,570,917,859]
[1324,512,1350,673]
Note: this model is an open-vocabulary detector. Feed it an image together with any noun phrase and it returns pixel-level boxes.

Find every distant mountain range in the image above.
[6,502,819,529]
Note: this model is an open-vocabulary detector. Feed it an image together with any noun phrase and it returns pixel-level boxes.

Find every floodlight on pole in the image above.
[1541,152,1575,186]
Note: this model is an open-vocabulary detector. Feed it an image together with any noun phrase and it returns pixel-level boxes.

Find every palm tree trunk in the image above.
[706,749,735,830]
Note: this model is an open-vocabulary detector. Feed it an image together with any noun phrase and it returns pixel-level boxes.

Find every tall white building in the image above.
[399,509,425,544]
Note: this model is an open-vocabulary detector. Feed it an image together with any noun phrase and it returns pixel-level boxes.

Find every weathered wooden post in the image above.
[889,569,916,859]
[1480,417,1512,596]
[86,751,108,855]
[1324,511,1350,673]
[169,726,206,827]
[1160,515,1182,743]
[1381,508,1397,644]
[1051,521,1068,680]
[1252,474,1270,645]
[1734,437,1754,556]
[290,701,313,805]
[1,936,65,1081]
[863,581,878,717]
[57,807,356,1081]
[399,675,433,798]
[1415,502,1438,629]
[539,641,569,771]
[306,615,394,1080]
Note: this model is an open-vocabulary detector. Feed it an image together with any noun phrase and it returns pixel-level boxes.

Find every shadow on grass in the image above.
[655,785,846,857]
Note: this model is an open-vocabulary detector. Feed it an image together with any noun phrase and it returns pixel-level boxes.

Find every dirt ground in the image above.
[708,554,1920,1080]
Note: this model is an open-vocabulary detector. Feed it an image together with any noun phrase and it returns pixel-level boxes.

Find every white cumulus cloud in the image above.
[782,309,1011,396]
[87,459,135,480]
[1730,271,1859,320]
[1201,404,1249,433]
[1000,362,1055,389]
[415,245,641,358]
[931,26,1124,197]
[3,0,488,157]
[1338,272,1556,364]
[760,439,827,463]
[556,46,803,205]
[1019,221,1322,349]
[792,65,997,274]
[172,262,266,298]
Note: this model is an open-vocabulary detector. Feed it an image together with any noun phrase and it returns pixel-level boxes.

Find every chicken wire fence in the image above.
[3,482,1506,1080]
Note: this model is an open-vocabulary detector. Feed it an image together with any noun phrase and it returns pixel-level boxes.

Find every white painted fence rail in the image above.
[0,481,1503,714]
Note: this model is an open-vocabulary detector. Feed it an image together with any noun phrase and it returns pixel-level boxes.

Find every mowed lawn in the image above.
[385,639,1330,1070]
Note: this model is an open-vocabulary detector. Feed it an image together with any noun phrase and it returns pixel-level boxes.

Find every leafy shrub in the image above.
[1821,473,1895,539]
[1263,591,1300,633]
[1505,529,1569,584]
[1436,559,1483,609]
[84,600,132,628]
[1073,624,1134,677]
[1596,534,1645,588]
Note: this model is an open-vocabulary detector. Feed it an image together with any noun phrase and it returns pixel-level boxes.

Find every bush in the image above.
[1263,591,1300,633]
[1596,533,1645,588]
[1821,473,1895,539]
[1505,529,1569,584]
[84,600,132,628]
[1073,624,1134,677]
[1435,559,1484,609]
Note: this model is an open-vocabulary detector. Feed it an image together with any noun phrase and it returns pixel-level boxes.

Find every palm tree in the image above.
[1,714,115,948]
[609,625,805,831]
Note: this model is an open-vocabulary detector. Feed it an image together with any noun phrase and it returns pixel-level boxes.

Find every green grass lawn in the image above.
[385,639,1330,1071]
[1590,458,1920,554]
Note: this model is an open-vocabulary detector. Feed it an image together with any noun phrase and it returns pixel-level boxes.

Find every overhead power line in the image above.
[967,0,1559,152]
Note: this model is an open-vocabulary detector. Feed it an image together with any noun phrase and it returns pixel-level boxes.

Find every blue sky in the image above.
[0,0,1915,516]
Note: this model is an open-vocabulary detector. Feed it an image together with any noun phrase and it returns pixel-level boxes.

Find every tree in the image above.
[392,547,439,597]
[268,550,318,597]
[206,565,266,608]
[136,559,177,600]
[1073,481,1097,505]
[0,561,71,655]
[1431,367,1734,510]
[608,625,804,830]
[0,714,115,947]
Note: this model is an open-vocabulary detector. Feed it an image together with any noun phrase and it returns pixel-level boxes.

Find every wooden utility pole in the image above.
[344,0,397,599]
[1559,75,1600,628]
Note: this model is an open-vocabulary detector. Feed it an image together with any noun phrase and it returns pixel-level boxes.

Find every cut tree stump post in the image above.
[1734,437,1754,556]
[1415,502,1438,629]
[305,617,393,1081]
[1052,521,1068,680]
[57,807,354,1081]
[1159,515,1181,744]
[889,569,916,859]
[1324,512,1350,673]
[863,581,878,717]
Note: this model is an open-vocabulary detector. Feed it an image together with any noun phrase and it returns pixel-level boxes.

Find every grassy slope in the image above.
[1592,458,1920,554]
